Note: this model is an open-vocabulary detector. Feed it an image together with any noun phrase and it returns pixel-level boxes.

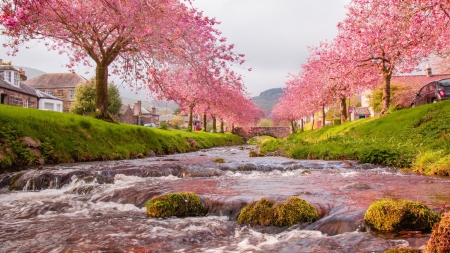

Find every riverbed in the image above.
[0,146,449,252]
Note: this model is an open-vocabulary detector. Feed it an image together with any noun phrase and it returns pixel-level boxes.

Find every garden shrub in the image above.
[145,192,206,218]
[237,196,318,226]
[364,199,441,232]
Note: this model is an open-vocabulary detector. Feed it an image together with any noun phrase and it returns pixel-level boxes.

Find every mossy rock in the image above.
[364,199,441,232]
[424,212,450,253]
[384,248,422,253]
[145,192,206,218]
[237,196,319,226]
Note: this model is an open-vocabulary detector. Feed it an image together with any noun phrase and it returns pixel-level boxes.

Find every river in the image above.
[0,145,449,253]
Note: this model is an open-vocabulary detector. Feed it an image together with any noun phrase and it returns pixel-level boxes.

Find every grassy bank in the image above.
[0,105,244,171]
[252,100,450,176]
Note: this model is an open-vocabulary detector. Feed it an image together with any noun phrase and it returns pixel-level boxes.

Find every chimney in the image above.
[19,68,27,81]
[133,100,142,116]
[0,59,2,65]
[151,104,156,114]
[426,64,432,77]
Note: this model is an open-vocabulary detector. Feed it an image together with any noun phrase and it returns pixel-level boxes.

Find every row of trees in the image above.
[1,0,263,128]
[272,0,450,126]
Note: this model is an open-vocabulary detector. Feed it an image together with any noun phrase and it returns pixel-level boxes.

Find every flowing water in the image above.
[0,146,449,253]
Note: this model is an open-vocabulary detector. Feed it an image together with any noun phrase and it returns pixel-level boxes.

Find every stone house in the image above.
[114,101,160,125]
[0,60,63,111]
[24,73,87,112]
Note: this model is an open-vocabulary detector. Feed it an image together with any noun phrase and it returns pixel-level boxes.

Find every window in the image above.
[69,89,75,101]
[45,90,53,95]
[23,99,29,108]
[6,71,11,82]
[57,90,64,96]
[13,71,19,86]
[44,102,54,110]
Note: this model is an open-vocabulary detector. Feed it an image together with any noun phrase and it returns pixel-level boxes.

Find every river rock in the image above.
[19,137,41,148]
[340,183,371,190]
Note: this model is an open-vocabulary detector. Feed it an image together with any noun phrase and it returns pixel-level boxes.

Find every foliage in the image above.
[70,79,122,115]
[383,248,422,253]
[257,118,273,127]
[145,192,206,218]
[368,84,414,113]
[237,197,319,227]
[169,115,184,129]
[364,199,441,232]
[214,158,224,163]
[0,105,244,170]
[159,122,168,130]
[251,101,450,175]
[424,211,450,253]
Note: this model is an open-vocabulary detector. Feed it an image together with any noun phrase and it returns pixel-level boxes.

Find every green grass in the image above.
[0,105,244,170]
[251,100,450,175]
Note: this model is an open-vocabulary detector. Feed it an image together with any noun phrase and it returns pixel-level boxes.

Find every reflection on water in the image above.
[0,146,449,252]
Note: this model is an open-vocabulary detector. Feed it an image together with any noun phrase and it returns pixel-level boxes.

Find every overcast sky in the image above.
[0,0,350,98]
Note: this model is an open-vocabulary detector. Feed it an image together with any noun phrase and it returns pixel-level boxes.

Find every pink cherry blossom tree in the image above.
[1,0,244,120]
[336,0,436,115]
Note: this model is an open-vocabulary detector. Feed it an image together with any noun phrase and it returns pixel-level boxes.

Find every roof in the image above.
[0,78,38,97]
[35,89,62,101]
[354,107,371,115]
[24,73,87,89]
[391,74,450,88]
[0,65,18,71]
[119,105,132,115]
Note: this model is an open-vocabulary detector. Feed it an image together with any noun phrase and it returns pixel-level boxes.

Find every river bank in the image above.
[252,100,450,176]
[0,105,244,172]
[1,146,448,252]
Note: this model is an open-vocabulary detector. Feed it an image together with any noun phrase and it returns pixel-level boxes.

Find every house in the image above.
[115,104,135,124]
[358,66,450,119]
[159,113,201,129]
[24,72,87,112]
[132,101,160,126]
[0,60,63,112]
[350,107,371,120]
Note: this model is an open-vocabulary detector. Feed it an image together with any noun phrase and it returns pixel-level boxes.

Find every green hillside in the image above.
[0,105,244,171]
[252,100,450,176]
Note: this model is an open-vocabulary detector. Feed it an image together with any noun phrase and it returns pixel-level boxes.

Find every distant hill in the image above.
[251,88,283,117]
[15,66,46,80]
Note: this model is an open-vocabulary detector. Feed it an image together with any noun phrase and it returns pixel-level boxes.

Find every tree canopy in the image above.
[1,0,252,121]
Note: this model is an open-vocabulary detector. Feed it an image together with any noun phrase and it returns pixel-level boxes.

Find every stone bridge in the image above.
[232,127,291,141]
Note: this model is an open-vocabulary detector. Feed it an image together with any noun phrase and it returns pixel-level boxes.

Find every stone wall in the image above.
[0,88,38,108]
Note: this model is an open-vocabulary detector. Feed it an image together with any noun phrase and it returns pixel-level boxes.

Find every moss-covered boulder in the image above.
[237,196,319,226]
[364,199,440,232]
[384,248,422,253]
[145,192,206,218]
[424,212,450,253]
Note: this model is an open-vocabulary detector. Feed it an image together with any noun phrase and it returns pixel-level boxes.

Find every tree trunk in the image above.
[95,64,110,120]
[290,120,295,133]
[220,119,224,133]
[188,105,194,131]
[300,118,304,132]
[322,105,326,128]
[340,95,347,124]
[203,113,207,132]
[311,114,314,130]
[211,114,217,132]
[380,71,392,116]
